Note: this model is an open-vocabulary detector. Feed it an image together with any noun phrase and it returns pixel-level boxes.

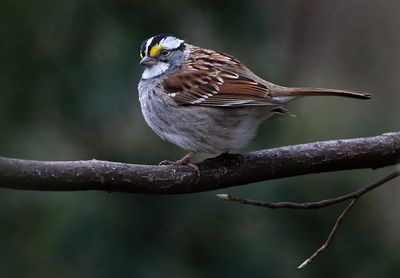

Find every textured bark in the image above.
[0,132,399,194]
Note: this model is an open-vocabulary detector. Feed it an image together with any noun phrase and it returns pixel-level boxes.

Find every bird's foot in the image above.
[159,151,200,176]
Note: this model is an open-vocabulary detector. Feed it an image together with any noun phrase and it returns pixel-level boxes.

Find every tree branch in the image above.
[217,170,400,268]
[216,170,400,209]
[0,132,399,194]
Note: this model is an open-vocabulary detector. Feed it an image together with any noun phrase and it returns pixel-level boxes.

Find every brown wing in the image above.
[163,47,278,107]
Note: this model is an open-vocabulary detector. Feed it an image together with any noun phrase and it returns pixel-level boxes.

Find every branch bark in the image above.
[0,132,399,194]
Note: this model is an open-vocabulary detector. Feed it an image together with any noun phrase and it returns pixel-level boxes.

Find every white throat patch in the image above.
[141,62,169,80]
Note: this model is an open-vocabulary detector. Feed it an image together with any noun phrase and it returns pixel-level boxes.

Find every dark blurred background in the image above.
[1,0,399,277]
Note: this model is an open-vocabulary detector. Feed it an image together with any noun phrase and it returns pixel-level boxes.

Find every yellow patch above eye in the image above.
[149,45,163,57]
[140,51,143,59]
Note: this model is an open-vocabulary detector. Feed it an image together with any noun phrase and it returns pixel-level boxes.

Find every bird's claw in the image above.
[159,160,174,166]
[159,160,200,177]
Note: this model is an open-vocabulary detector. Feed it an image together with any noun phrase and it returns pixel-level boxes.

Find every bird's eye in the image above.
[160,49,169,56]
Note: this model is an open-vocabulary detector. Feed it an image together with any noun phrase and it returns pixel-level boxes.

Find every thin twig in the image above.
[217,170,400,268]
[297,199,357,269]
[216,170,400,209]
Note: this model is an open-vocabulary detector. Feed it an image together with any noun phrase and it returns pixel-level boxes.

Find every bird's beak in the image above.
[140,56,157,66]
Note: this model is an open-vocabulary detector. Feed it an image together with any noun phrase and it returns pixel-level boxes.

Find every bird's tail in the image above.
[270,86,372,100]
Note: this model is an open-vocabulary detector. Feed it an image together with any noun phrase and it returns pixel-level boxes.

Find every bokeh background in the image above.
[1,0,399,277]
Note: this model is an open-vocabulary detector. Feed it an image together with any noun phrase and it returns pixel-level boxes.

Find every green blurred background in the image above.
[1,0,399,277]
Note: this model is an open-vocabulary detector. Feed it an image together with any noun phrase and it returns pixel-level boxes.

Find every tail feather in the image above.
[270,87,372,100]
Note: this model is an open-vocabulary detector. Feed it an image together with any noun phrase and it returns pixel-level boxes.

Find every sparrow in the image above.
[137,34,371,168]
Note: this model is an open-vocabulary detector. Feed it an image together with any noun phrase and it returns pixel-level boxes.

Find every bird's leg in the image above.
[176,151,197,164]
[159,151,200,175]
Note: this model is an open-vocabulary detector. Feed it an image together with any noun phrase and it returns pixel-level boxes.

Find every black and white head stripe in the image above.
[140,34,185,58]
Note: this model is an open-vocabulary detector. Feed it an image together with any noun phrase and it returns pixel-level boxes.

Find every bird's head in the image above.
[139,34,186,79]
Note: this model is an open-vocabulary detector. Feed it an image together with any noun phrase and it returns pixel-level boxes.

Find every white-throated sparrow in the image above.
[138,34,371,166]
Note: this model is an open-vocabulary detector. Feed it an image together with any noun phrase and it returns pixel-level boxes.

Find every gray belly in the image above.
[139,87,275,154]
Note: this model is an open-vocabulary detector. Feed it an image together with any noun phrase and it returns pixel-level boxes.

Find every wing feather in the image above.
[163,48,275,107]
